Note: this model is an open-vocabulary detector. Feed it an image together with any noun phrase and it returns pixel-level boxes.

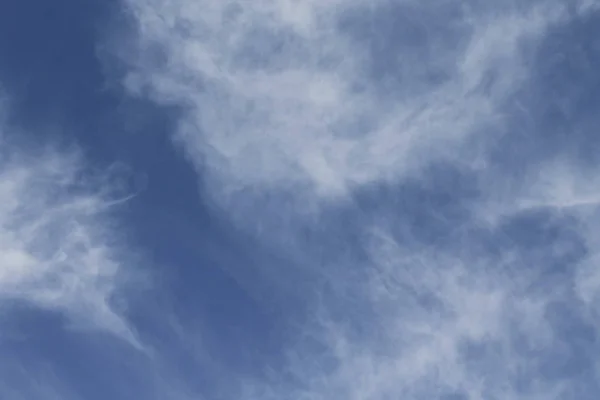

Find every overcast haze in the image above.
[2,0,600,399]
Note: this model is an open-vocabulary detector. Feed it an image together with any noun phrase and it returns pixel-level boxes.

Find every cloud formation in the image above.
[109,0,600,399]
[0,111,140,345]
[119,0,574,202]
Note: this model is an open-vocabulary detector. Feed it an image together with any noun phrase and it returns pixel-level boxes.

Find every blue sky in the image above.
[1,0,600,399]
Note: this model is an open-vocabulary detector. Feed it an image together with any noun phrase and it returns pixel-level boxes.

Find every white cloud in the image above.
[230,234,571,400]
[108,0,600,399]
[0,117,141,346]
[117,0,573,205]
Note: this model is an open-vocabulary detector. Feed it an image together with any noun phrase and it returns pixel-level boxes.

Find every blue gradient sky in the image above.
[1,1,600,399]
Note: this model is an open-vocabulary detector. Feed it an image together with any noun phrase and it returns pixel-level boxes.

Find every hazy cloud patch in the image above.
[105,1,600,399]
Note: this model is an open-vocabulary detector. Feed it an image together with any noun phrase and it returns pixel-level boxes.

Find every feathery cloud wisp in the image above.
[0,120,141,345]
[118,0,573,204]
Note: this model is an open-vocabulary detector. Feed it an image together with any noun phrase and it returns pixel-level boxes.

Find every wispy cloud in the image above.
[118,0,572,203]
[0,109,141,346]
[108,0,600,399]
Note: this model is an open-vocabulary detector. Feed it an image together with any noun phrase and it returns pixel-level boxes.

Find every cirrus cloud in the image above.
[106,0,600,399]
[0,108,142,346]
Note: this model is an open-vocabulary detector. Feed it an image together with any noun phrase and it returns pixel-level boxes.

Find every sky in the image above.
[1,0,600,399]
